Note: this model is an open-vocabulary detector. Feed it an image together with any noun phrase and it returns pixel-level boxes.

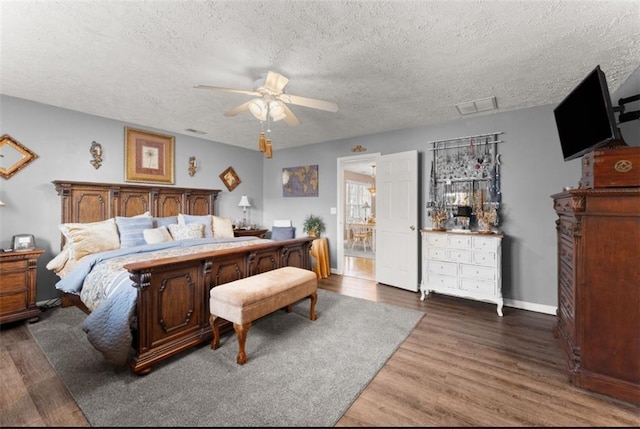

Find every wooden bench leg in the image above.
[234,322,252,365]
[309,292,318,321]
[209,314,220,349]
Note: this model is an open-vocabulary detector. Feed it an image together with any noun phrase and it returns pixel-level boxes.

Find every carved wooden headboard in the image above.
[52,180,221,247]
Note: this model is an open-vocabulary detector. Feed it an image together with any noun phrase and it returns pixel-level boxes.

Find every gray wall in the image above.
[0,95,265,301]
[1,65,638,309]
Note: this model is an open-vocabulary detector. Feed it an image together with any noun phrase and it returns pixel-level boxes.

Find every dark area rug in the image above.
[29,289,423,427]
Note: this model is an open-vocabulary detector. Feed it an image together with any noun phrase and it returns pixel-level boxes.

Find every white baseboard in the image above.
[329,269,557,316]
[501,298,556,315]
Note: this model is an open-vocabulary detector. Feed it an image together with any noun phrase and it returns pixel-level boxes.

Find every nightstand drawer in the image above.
[0,259,28,272]
[0,292,28,313]
[0,272,27,293]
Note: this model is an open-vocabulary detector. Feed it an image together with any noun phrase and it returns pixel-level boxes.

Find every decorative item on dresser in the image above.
[0,248,44,324]
[551,187,640,405]
[420,229,503,316]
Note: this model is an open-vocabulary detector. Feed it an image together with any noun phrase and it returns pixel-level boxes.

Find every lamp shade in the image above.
[0,199,5,207]
[238,195,251,208]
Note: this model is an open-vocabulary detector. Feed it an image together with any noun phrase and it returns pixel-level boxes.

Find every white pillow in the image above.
[212,216,235,238]
[143,226,173,244]
[168,223,205,240]
[59,218,120,260]
[178,214,214,238]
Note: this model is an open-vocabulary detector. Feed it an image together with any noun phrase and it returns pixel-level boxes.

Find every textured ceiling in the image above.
[1,1,639,153]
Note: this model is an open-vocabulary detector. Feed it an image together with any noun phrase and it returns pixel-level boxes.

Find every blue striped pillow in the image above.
[115,216,154,248]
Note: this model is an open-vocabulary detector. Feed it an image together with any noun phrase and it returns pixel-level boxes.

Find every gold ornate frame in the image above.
[219,166,241,191]
[125,127,175,184]
[0,134,39,180]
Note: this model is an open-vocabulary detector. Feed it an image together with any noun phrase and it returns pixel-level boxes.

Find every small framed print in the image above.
[219,166,241,192]
[12,234,36,251]
[125,127,175,184]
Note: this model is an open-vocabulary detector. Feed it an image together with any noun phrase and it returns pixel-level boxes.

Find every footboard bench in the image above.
[209,266,318,364]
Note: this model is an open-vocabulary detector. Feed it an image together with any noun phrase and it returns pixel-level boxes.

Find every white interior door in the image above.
[375,150,419,291]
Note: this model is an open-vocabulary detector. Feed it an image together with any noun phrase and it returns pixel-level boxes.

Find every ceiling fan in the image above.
[194,71,339,127]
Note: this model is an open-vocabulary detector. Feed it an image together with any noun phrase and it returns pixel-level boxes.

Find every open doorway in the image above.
[337,153,380,280]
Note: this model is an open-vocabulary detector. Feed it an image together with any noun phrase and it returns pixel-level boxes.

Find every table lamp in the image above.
[238,195,251,227]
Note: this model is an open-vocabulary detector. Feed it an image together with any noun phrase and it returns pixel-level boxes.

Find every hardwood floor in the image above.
[1,274,638,427]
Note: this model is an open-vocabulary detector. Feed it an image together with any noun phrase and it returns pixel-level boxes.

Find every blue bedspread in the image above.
[56,237,260,367]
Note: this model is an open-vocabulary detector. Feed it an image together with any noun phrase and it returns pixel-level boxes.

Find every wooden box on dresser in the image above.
[0,248,44,324]
[420,229,503,316]
[552,187,640,405]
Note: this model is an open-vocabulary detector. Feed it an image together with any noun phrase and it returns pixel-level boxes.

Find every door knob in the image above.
[410,225,416,231]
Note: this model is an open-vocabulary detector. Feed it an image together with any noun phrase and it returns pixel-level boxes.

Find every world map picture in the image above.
[282,164,318,197]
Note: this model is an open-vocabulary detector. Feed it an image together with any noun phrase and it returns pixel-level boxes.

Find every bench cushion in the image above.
[209,266,317,325]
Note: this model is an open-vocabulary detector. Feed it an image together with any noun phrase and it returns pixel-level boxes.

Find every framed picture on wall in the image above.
[124,127,175,184]
[219,166,241,191]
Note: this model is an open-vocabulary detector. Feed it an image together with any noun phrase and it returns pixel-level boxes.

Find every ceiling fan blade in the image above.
[280,103,301,127]
[278,93,339,113]
[263,71,289,93]
[224,100,253,117]
[194,85,260,97]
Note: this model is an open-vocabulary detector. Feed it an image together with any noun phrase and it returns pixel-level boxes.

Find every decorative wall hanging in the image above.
[188,156,197,177]
[219,166,241,191]
[90,141,103,169]
[125,127,175,184]
[282,164,319,197]
[427,132,503,230]
[0,134,39,180]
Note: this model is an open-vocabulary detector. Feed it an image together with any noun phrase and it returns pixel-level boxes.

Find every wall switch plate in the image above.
[330,207,337,215]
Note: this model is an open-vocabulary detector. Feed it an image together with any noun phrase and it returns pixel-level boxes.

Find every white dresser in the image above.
[420,229,503,316]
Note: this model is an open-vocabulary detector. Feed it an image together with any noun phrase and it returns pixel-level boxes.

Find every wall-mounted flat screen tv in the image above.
[553,65,622,161]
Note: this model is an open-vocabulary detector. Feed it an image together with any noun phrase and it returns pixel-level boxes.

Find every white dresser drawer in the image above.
[472,236,498,251]
[427,246,447,260]
[472,251,497,267]
[459,263,496,280]
[447,248,471,263]
[460,277,495,295]
[426,272,458,290]
[426,233,447,247]
[447,235,472,249]
[426,259,458,276]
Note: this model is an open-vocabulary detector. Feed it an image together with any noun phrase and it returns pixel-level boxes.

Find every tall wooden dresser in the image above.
[551,187,640,405]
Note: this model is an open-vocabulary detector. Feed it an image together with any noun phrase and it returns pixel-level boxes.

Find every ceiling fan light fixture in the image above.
[249,98,267,121]
[268,101,286,122]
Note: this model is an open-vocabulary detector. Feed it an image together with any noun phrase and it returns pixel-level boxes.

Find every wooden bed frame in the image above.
[53,180,314,375]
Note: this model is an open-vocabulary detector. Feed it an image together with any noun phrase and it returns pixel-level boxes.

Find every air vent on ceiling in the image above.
[185,128,207,135]
[455,96,498,115]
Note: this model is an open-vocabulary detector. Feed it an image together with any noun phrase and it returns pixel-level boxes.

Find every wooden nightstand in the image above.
[233,228,269,238]
[0,248,44,324]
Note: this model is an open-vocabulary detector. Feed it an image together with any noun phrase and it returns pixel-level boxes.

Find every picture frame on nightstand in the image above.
[12,234,36,251]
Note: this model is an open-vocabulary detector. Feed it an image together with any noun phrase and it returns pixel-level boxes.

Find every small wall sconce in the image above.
[90,141,103,169]
[188,156,197,176]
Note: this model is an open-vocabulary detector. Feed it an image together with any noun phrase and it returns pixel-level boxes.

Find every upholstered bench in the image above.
[209,266,318,364]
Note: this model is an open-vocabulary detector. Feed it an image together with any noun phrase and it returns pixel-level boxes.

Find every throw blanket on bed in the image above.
[55,237,269,367]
